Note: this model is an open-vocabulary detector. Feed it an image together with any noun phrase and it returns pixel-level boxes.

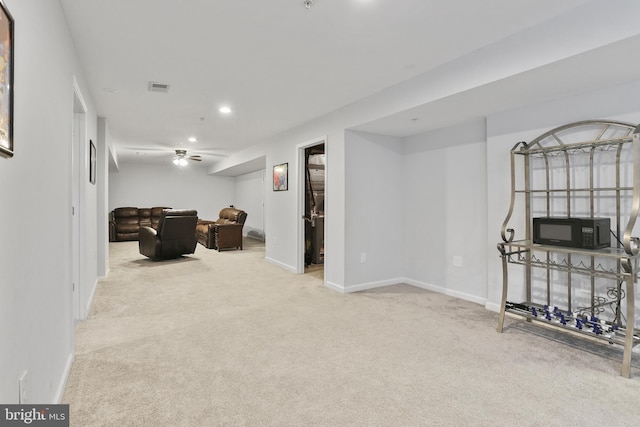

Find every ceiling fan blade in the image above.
[125,147,171,153]
[122,146,226,162]
[191,149,230,157]
[189,152,229,158]
[137,152,172,158]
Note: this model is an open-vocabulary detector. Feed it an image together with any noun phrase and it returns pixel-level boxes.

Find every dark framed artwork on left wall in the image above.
[0,0,14,159]
[89,140,96,184]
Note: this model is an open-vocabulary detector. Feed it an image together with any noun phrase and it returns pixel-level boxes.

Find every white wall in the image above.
[211,2,640,292]
[0,0,98,403]
[402,119,488,303]
[344,131,404,289]
[261,140,305,272]
[234,170,265,240]
[109,161,235,218]
[227,77,640,308]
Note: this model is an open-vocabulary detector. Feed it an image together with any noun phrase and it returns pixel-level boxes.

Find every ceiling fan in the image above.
[172,149,201,166]
[126,146,229,165]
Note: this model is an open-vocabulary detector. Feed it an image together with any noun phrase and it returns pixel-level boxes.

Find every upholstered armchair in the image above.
[139,209,198,260]
[196,208,247,251]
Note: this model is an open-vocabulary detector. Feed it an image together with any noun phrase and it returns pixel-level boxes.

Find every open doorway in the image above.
[303,143,325,276]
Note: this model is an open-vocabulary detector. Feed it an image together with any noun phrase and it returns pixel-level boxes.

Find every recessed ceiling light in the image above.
[188,137,197,143]
[219,106,232,114]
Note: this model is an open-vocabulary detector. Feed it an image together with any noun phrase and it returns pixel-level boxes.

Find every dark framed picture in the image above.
[273,162,288,191]
[89,140,96,184]
[0,0,14,158]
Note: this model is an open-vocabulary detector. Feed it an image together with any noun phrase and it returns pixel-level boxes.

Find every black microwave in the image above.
[532,217,611,249]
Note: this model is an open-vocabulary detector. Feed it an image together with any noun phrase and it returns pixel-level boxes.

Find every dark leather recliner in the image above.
[139,209,198,260]
[196,208,247,251]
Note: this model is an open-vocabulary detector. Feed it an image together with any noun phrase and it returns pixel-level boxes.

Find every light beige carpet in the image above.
[63,239,640,426]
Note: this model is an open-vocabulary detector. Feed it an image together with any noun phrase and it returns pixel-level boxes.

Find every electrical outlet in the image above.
[360,253,367,263]
[19,371,28,404]
[453,256,463,268]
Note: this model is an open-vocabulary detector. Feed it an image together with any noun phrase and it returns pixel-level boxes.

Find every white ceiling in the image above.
[352,33,640,137]
[60,0,603,167]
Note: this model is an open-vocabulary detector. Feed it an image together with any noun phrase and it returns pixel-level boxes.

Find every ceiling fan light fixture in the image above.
[173,150,189,166]
[172,157,188,166]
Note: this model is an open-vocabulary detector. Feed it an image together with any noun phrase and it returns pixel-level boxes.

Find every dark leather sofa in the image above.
[196,208,247,251]
[139,209,198,260]
[109,207,171,241]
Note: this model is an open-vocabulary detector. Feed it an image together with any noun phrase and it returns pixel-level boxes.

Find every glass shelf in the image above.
[501,240,640,260]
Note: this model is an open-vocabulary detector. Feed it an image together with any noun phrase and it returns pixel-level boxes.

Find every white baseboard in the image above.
[83,279,99,320]
[324,281,346,293]
[324,278,402,294]
[485,301,501,312]
[54,352,74,403]
[343,278,406,293]
[402,278,487,306]
[265,257,297,273]
[268,260,490,309]
[324,277,488,308]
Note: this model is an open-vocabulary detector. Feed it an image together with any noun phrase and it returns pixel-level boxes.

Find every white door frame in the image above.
[262,169,266,241]
[72,77,87,321]
[296,136,327,274]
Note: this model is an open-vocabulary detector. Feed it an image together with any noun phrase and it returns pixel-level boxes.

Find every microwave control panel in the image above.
[581,227,594,247]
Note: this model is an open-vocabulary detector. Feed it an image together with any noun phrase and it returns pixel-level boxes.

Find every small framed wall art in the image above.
[89,140,96,184]
[0,0,14,158]
[273,162,288,191]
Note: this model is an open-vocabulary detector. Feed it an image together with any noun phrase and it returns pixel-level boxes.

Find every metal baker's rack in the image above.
[497,120,640,378]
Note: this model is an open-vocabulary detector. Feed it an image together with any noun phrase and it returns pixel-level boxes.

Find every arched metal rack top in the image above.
[501,119,640,255]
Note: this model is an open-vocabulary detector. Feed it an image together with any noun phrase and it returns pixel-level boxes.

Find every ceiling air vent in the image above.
[148,81,170,93]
